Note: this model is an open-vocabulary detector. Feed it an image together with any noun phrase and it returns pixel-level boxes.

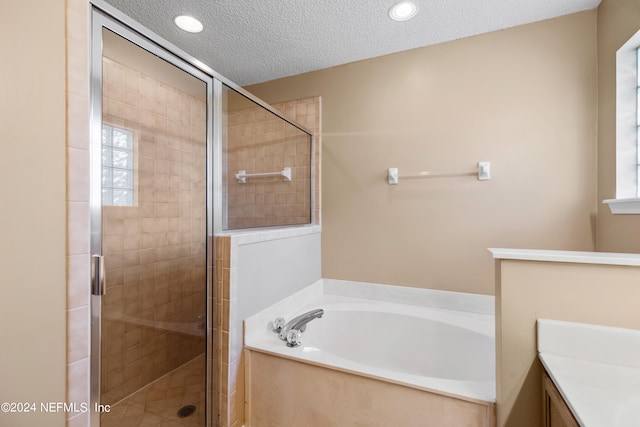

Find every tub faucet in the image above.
[273,308,324,347]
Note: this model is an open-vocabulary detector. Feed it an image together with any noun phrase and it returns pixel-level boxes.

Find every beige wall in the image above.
[597,0,640,252]
[496,259,640,427]
[0,0,67,426]
[247,11,599,295]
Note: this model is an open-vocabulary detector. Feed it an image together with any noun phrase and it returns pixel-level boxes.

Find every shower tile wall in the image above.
[274,97,321,225]
[66,0,91,425]
[213,236,231,427]
[100,57,206,405]
[215,95,321,427]
[225,96,321,229]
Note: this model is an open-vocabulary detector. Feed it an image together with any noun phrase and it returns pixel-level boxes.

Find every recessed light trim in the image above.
[389,1,418,21]
[174,15,203,33]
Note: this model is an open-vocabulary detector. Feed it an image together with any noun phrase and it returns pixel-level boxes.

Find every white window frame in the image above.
[604,29,640,214]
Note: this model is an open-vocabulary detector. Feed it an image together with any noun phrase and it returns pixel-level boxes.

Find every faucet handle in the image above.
[272,317,285,333]
[285,330,302,348]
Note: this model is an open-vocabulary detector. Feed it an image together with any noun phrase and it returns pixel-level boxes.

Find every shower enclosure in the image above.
[90,10,212,427]
[89,3,314,427]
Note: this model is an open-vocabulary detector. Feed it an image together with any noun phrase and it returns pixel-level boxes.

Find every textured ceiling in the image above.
[103,0,601,86]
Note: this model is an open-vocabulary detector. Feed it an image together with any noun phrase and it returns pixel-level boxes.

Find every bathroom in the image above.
[2,0,640,426]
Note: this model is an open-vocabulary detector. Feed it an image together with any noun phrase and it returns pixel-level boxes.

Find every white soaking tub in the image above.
[245,279,495,404]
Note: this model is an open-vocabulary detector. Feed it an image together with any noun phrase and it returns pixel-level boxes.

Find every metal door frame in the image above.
[89,4,216,426]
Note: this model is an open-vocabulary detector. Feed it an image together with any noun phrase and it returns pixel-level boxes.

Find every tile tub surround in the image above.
[244,279,496,426]
[245,350,496,427]
[538,319,640,427]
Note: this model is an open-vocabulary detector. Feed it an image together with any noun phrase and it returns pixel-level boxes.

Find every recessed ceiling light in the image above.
[174,15,203,33]
[389,1,418,21]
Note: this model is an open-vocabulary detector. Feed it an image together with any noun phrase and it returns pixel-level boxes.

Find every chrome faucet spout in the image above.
[277,308,324,341]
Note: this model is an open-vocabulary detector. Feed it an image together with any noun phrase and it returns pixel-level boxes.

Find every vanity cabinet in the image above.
[542,371,579,427]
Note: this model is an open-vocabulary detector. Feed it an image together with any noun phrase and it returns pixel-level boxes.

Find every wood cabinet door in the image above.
[543,372,580,427]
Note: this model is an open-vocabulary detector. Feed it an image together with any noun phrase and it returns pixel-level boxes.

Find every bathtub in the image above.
[244,279,495,406]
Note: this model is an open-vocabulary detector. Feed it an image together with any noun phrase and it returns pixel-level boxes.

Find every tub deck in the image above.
[244,279,496,426]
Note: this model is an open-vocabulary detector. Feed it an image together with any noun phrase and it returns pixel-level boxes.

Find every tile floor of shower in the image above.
[101,354,205,427]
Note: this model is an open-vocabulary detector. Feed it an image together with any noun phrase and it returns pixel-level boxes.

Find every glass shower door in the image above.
[91,12,211,427]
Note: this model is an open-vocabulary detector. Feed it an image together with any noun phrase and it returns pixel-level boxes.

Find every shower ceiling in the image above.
[103,0,601,86]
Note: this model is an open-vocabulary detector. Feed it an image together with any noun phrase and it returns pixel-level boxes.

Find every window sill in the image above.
[603,198,640,214]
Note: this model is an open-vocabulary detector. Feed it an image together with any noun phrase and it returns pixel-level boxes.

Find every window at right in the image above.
[604,29,640,214]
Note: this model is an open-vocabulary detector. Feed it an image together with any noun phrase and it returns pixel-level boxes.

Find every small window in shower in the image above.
[102,124,135,206]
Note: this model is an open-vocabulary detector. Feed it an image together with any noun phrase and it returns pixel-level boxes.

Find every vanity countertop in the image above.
[537,319,640,426]
[489,248,640,266]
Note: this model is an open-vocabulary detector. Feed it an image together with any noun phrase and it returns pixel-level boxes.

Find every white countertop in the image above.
[537,319,640,427]
[489,248,640,266]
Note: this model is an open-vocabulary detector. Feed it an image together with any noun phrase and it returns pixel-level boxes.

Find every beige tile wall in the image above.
[66,0,91,425]
[245,350,495,427]
[225,96,321,229]
[214,236,231,427]
[214,234,245,427]
[274,97,321,225]
[100,57,207,405]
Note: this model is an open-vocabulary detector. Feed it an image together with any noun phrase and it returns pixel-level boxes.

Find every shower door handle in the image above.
[91,255,106,296]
